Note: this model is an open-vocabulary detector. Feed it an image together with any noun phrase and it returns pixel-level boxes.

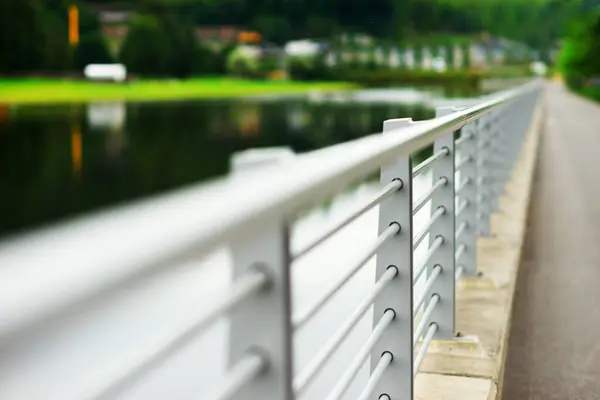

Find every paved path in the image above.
[503,84,600,399]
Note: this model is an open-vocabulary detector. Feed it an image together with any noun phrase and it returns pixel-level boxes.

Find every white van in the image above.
[83,64,127,82]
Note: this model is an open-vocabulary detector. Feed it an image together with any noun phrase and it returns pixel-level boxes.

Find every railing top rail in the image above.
[0,79,542,337]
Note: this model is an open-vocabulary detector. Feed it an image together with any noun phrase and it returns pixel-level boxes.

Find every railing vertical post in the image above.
[427,107,457,339]
[506,100,525,172]
[477,113,493,237]
[370,118,413,400]
[496,105,513,207]
[486,110,503,213]
[229,152,294,400]
[513,92,537,154]
[455,121,478,277]
[502,103,519,173]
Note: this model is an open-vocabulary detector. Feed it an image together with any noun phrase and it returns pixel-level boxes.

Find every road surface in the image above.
[503,84,600,399]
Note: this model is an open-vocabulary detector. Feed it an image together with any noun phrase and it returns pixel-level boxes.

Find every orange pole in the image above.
[71,126,82,177]
[69,5,79,47]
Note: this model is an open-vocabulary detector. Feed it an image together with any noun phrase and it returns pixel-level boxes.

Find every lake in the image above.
[0,86,478,400]
[0,87,477,239]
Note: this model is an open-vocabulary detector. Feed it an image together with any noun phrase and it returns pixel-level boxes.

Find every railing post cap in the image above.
[383,117,414,130]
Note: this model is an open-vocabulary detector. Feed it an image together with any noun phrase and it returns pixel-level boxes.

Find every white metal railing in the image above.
[0,80,542,400]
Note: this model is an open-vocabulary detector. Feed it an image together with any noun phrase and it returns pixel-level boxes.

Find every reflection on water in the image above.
[0,89,465,238]
[87,102,126,131]
[70,127,82,179]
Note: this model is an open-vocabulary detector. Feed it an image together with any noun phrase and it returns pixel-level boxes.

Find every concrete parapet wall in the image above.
[415,97,544,399]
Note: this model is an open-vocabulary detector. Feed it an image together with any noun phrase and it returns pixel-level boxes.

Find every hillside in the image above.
[80,0,581,49]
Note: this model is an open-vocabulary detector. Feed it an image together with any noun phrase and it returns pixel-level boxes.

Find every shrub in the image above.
[119,12,199,78]
[288,53,334,81]
[226,47,260,78]
[257,55,281,77]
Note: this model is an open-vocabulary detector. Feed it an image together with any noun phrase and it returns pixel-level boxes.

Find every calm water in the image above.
[0,87,472,238]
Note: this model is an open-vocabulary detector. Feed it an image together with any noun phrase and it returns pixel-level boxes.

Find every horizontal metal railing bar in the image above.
[292,180,402,260]
[456,243,467,262]
[455,177,471,196]
[202,353,266,400]
[293,223,400,329]
[293,265,398,394]
[413,177,447,215]
[414,206,446,250]
[455,155,472,173]
[357,352,393,400]
[413,236,444,284]
[89,269,269,400]
[414,323,438,377]
[412,148,449,178]
[325,309,395,400]
[414,265,442,314]
[0,80,541,338]
[455,132,473,146]
[413,294,440,347]
[455,221,468,240]
[456,199,469,218]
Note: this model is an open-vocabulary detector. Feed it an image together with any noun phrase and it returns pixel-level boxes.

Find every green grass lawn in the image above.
[0,78,357,104]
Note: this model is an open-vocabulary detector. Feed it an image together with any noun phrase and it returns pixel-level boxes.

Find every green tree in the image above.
[0,0,51,73]
[74,33,114,70]
[251,15,292,45]
[559,13,600,87]
[203,44,235,75]
[77,2,103,35]
[161,15,198,77]
[303,16,340,39]
[120,2,201,78]
[119,13,173,76]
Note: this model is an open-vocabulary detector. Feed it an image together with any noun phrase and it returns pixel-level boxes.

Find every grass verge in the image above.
[578,85,600,102]
[0,77,358,105]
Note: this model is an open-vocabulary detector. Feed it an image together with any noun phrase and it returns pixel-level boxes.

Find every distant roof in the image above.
[193,26,245,42]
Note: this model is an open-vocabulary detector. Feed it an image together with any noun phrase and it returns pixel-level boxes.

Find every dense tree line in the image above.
[0,0,68,73]
[0,0,591,76]
[0,0,234,76]
[82,0,582,47]
[117,3,234,78]
[559,10,600,89]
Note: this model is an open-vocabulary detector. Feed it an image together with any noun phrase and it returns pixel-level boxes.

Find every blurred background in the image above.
[1,0,599,238]
[2,2,600,400]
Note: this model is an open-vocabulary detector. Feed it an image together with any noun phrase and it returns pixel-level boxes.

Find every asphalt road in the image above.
[503,83,600,399]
